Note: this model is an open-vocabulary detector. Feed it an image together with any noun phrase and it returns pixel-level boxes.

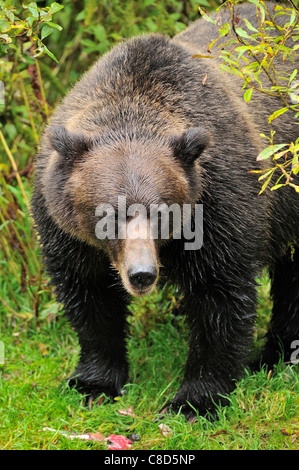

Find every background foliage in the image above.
[0,0,298,450]
[197,0,299,193]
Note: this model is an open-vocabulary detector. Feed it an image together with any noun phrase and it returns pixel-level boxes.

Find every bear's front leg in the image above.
[164,283,257,420]
[52,262,130,402]
[68,298,129,402]
[67,281,129,401]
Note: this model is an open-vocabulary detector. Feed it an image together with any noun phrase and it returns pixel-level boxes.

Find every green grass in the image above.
[0,286,298,450]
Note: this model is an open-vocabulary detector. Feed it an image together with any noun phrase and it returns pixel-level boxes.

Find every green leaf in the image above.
[220,64,242,77]
[273,149,289,160]
[268,107,289,124]
[219,22,230,37]
[6,10,15,23]
[26,16,35,28]
[270,183,285,191]
[257,144,289,161]
[288,10,297,26]
[46,21,63,31]
[39,10,49,19]
[258,171,273,195]
[242,18,258,32]
[244,88,253,103]
[0,33,12,44]
[289,68,298,84]
[235,27,253,40]
[198,7,216,24]
[258,169,274,181]
[48,2,64,15]
[292,153,299,174]
[197,0,210,6]
[41,24,54,40]
[42,44,58,62]
[236,45,251,59]
[247,0,263,7]
[91,24,107,42]
[25,2,39,20]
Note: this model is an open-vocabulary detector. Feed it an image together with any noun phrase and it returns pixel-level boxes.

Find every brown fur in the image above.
[42,133,197,247]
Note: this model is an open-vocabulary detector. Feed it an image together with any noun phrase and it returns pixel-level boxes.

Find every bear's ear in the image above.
[170,127,210,164]
[49,126,91,161]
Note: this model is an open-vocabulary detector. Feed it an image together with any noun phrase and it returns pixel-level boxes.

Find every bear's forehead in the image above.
[67,138,191,208]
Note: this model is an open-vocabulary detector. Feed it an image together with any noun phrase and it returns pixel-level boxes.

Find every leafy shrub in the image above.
[197,0,299,193]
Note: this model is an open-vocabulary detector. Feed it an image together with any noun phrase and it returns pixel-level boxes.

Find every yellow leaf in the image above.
[37,343,49,356]
[0,163,9,174]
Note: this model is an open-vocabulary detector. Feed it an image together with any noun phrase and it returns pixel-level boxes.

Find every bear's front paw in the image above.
[67,368,127,406]
[67,360,128,404]
[158,399,219,422]
[69,378,116,398]
[159,382,231,422]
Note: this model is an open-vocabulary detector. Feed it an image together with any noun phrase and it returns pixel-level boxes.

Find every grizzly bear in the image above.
[32,2,299,420]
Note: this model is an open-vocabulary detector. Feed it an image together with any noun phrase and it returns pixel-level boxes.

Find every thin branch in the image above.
[288,0,299,12]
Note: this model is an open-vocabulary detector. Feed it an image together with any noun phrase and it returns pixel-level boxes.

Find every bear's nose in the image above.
[128,265,157,290]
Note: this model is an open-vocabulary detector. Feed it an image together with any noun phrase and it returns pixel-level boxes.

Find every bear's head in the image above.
[42,126,209,296]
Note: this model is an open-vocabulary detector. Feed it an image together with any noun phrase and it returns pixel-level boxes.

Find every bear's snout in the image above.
[116,221,159,296]
[128,264,157,291]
